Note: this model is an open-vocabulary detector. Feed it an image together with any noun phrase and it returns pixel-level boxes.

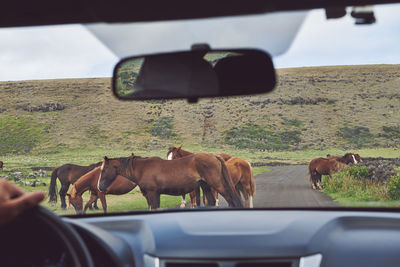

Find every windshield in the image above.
[0,5,400,215]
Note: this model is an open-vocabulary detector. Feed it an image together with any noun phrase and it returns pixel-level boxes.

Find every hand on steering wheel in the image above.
[0,179,45,225]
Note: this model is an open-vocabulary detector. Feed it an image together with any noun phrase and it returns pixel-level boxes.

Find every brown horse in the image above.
[48,162,102,209]
[0,161,3,169]
[327,153,362,164]
[98,154,243,210]
[309,153,359,190]
[167,146,255,208]
[66,167,136,214]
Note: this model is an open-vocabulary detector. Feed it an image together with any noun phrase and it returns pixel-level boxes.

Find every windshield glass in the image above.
[0,5,400,215]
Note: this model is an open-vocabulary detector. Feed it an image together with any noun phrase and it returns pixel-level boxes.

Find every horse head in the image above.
[166,146,177,160]
[167,145,182,160]
[66,186,83,214]
[343,153,359,164]
[98,156,120,192]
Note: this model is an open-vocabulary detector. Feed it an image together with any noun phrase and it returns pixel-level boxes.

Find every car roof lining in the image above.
[1,0,400,28]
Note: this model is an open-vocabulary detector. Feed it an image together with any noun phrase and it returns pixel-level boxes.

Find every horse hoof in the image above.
[179,203,186,208]
[94,207,99,210]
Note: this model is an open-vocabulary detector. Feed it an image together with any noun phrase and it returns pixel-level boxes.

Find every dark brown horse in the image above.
[309,153,359,190]
[48,162,102,209]
[167,146,255,208]
[98,154,243,210]
[0,161,3,169]
[67,167,136,214]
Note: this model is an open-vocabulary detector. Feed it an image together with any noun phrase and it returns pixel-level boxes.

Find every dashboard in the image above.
[64,209,400,267]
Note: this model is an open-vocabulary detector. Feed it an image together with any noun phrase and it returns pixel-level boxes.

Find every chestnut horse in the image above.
[48,162,102,209]
[309,153,359,190]
[67,167,136,214]
[327,153,362,164]
[98,154,243,210]
[167,146,255,208]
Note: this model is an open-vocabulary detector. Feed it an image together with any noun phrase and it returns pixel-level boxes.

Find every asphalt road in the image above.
[219,166,338,208]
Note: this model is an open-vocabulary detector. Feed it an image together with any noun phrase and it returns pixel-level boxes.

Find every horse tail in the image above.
[216,156,243,208]
[48,167,59,203]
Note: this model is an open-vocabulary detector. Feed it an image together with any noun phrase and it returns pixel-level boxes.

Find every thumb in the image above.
[7,191,45,216]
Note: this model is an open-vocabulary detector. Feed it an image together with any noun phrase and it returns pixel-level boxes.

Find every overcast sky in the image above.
[0,4,399,81]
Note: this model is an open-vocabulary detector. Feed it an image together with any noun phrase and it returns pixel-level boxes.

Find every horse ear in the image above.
[104,156,108,161]
[177,144,182,151]
[130,153,135,158]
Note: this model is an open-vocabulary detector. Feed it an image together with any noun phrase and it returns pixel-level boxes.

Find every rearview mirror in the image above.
[112,49,276,101]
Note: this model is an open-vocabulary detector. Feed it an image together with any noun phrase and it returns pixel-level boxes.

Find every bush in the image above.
[388,173,400,200]
[381,126,400,142]
[150,117,176,139]
[348,166,370,180]
[224,123,301,151]
[0,117,45,155]
[337,126,374,148]
[322,166,388,202]
[283,118,302,127]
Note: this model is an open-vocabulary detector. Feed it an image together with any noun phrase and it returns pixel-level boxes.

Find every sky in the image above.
[0,4,399,81]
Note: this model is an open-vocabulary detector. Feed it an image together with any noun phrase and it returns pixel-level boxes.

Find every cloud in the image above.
[274,4,400,68]
[0,25,117,81]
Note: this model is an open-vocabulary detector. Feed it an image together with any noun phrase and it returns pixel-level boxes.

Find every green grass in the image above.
[321,166,400,207]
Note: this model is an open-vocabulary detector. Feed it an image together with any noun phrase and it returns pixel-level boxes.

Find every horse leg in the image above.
[93,197,99,210]
[143,190,160,210]
[310,171,318,190]
[99,192,107,213]
[199,181,216,206]
[316,173,323,191]
[212,189,219,206]
[84,191,98,214]
[236,183,250,208]
[180,194,187,208]
[194,186,201,207]
[189,190,197,208]
[59,183,70,209]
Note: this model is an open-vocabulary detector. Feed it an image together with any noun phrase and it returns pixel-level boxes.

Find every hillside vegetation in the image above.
[0,65,400,161]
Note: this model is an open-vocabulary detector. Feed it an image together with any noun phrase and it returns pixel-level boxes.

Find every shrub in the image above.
[224,123,301,151]
[322,167,388,202]
[150,117,176,139]
[381,126,400,141]
[0,117,45,155]
[337,126,374,148]
[348,166,370,180]
[283,118,302,127]
[388,173,400,200]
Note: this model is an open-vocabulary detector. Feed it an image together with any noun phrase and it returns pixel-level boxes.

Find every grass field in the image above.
[1,64,400,214]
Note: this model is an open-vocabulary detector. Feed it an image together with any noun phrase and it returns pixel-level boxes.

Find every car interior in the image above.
[1,0,400,267]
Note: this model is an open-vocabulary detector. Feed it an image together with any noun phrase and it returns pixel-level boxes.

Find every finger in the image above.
[6,191,45,216]
[3,179,25,198]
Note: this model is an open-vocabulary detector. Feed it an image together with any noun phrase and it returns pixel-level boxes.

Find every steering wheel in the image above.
[0,206,94,267]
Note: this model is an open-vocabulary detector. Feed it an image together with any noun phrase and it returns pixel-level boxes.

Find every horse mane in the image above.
[337,153,353,164]
[69,184,77,198]
[90,161,102,168]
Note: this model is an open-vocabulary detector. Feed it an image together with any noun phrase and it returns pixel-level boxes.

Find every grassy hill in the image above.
[1,64,400,163]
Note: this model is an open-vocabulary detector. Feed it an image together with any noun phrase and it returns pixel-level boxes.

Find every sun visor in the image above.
[85,11,307,58]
